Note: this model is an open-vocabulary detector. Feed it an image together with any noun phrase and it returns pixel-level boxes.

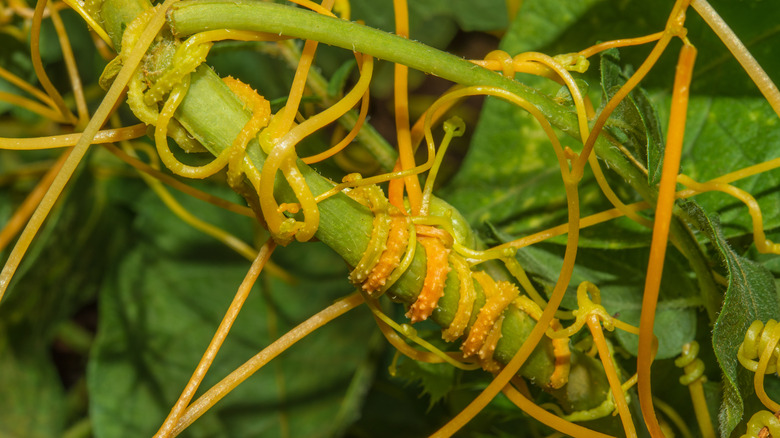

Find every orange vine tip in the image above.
[548,319,571,389]
[461,276,518,358]
[278,203,301,214]
[363,215,408,294]
[563,146,578,162]
[477,314,505,372]
[552,53,589,74]
[405,236,450,323]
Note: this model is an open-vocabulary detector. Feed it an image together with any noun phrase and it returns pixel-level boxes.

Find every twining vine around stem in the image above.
[2,0,780,437]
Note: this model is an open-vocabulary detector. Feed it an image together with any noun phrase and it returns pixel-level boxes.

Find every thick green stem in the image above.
[100,0,631,413]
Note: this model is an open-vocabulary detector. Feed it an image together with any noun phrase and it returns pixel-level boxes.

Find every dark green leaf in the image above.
[1,168,123,335]
[0,327,66,438]
[600,49,665,185]
[88,187,376,438]
[440,2,651,250]
[327,58,357,98]
[351,0,507,36]
[394,355,456,408]
[499,0,602,54]
[683,201,780,437]
[659,96,780,240]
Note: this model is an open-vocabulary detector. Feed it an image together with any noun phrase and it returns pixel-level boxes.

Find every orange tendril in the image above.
[30,0,77,125]
[259,55,374,244]
[303,53,371,165]
[579,32,666,59]
[677,174,780,254]
[220,76,272,189]
[637,39,696,437]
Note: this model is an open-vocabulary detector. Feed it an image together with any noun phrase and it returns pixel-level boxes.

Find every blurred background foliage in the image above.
[0,0,779,437]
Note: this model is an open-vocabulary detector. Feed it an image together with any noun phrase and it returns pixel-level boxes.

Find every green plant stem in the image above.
[99,0,635,412]
[168,2,722,317]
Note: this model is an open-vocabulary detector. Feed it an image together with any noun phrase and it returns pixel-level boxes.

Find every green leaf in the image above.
[600,49,665,185]
[88,187,377,438]
[0,327,66,438]
[683,201,780,437]
[500,0,602,54]
[1,172,118,331]
[351,0,507,36]
[541,0,780,97]
[0,164,131,438]
[660,95,780,240]
[327,58,357,98]
[394,355,456,408]
[684,0,780,97]
[439,1,652,250]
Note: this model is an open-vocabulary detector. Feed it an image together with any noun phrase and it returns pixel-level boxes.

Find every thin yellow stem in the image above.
[50,5,89,125]
[690,0,780,119]
[0,148,69,252]
[587,316,636,438]
[0,90,70,122]
[0,124,147,150]
[170,293,364,437]
[0,0,175,304]
[678,174,779,254]
[501,384,615,438]
[0,65,56,108]
[100,143,255,218]
[154,242,275,438]
[30,0,77,125]
[60,0,113,47]
[654,397,695,438]
[688,379,715,438]
[302,58,370,164]
[579,32,665,59]
[272,0,337,137]
[573,0,692,180]
[146,174,259,260]
[364,295,480,370]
